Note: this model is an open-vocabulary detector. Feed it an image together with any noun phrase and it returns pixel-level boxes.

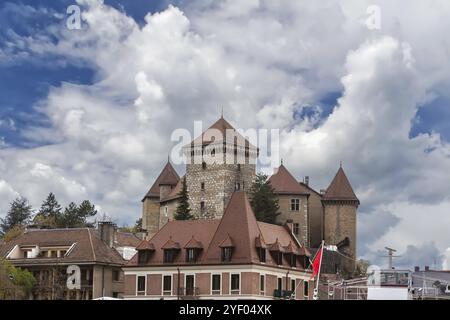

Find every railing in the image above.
[178,287,200,299]
[273,290,294,299]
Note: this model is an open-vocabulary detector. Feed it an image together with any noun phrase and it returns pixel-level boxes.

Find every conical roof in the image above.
[143,161,180,200]
[323,167,359,203]
[269,164,308,195]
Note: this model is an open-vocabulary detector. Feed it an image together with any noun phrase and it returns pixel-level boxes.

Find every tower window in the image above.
[290,199,300,211]
[237,164,241,171]
[201,182,205,191]
[293,223,299,236]
[200,201,205,210]
[211,149,215,156]
[202,162,207,170]
[236,183,241,191]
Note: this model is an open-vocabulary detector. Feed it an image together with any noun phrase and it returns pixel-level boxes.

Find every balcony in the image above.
[273,290,294,299]
[177,287,200,300]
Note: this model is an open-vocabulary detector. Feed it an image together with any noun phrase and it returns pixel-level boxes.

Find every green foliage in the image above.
[1,226,24,242]
[0,198,32,235]
[0,259,36,299]
[174,177,193,220]
[38,193,62,218]
[249,173,281,224]
[119,218,143,233]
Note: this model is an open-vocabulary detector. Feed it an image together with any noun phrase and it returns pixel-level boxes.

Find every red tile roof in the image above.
[323,167,359,203]
[115,232,142,248]
[160,176,183,203]
[188,117,255,149]
[143,161,180,200]
[126,191,309,268]
[269,165,309,195]
[184,236,203,249]
[136,240,155,251]
[0,228,124,266]
[161,237,181,250]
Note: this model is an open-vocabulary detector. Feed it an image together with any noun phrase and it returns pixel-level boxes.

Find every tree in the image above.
[119,218,143,234]
[249,173,281,224]
[57,201,97,229]
[0,198,33,235]
[33,193,62,228]
[174,177,193,220]
[0,259,36,299]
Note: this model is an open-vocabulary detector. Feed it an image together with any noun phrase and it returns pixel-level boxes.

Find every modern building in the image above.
[125,191,314,300]
[0,223,141,300]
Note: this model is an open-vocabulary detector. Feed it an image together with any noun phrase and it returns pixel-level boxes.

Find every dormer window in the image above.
[164,249,177,263]
[221,247,233,262]
[138,250,151,264]
[219,235,234,263]
[184,237,203,263]
[162,238,180,263]
[258,248,266,263]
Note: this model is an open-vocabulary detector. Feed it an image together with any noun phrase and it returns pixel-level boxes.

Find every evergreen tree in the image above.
[33,193,62,228]
[57,201,98,228]
[77,200,97,220]
[0,198,33,235]
[57,202,83,228]
[249,173,281,224]
[38,193,62,218]
[174,177,193,220]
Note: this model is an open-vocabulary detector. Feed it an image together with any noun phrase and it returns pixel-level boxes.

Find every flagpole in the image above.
[313,240,325,300]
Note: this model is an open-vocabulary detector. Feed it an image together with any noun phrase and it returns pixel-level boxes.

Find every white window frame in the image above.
[136,275,147,296]
[260,274,265,296]
[290,198,300,211]
[291,279,296,299]
[229,273,241,295]
[304,281,309,300]
[184,273,196,296]
[162,274,173,296]
[211,273,222,295]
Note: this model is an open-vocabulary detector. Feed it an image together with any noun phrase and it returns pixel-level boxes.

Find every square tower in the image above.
[183,117,257,219]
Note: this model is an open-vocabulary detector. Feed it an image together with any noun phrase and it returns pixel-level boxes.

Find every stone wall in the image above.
[142,198,160,238]
[323,202,357,270]
[275,194,309,245]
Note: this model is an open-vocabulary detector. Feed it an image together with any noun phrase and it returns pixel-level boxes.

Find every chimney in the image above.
[425,266,430,271]
[285,219,294,234]
[414,266,420,272]
[98,221,116,248]
[304,176,310,186]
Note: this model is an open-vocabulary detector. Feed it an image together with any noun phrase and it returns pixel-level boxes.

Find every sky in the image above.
[1,0,450,269]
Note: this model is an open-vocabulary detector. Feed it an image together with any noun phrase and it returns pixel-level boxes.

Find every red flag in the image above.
[309,245,323,280]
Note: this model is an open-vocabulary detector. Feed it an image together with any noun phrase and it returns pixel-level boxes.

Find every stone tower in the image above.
[182,117,257,219]
[322,166,359,272]
[141,161,180,237]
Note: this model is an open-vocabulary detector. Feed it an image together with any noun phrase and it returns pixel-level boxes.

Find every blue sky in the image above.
[1,0,450,268]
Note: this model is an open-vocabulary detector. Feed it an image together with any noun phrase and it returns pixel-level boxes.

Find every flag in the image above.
[309,244,323,280]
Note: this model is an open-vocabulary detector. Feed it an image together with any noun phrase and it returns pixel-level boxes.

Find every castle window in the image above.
[221,247,233,262]
[200,201,205,210]
[237,164,241,171]
[202,162,207,170]
[290,199,300,211]
[236,183,241,191]
[293,223,299,236]
[211,149,216,156]
[201,182,205,191]
[191,150,195,157]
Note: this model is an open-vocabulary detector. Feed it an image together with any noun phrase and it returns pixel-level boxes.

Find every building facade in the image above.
[141,117,359,273]
[126,192,314,300]
[0,223,141,300]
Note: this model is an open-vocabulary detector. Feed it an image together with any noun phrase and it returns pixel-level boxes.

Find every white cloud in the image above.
[0,0,450,266]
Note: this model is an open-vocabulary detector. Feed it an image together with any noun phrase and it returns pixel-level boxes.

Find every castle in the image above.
[141,116,359,268]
